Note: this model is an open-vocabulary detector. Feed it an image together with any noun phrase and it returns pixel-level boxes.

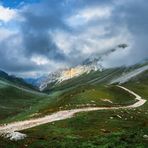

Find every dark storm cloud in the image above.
[0,33,39,72]
[0,0,148,77]
[20,0,68,61]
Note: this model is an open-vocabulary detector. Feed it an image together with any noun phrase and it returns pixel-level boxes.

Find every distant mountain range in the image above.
[1,43,147,93]
[25,60,148,92]
[27,43,132,91]
[22,44,148,91]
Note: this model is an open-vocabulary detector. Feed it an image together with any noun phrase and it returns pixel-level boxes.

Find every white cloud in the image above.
[51,25,132,62]
[51,25,110,56]
[0,5,18,22]
[31,55,50,65]
[66,6,112,27]
[30,55,67,70]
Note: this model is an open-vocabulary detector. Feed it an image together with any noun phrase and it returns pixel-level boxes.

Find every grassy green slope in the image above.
[0,65,147,147]
[20,108,148,148]
[0,83,144,147]
[0,70,36,91]
[0,80,47,121]
[1,81,147,148]
[38,84,135,117]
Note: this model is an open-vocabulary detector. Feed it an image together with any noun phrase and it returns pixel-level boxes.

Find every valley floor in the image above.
[0,85,146,141]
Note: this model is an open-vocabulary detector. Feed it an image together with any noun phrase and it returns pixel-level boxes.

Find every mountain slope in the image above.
[0,63,147,147]
[0,83,46,121]
[0,70,48,122]
[0,70,36,90]
[110,65,148,84]
[41,61,148,92]
[0,61,147,147]
[39,60,103,91]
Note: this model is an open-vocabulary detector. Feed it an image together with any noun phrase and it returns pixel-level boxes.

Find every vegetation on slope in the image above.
[0,70,37,90]
[0,82,46,122]
[0,82,147,148]
[38,84,135,116]
[0,64,147,147]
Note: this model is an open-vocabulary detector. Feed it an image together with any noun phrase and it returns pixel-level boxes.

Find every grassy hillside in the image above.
[0,81,147,148]
[0,83,135,124]
[0,64,147,147]
[38,84,135,117]
[0,80,47,121]
[0,70,36,90]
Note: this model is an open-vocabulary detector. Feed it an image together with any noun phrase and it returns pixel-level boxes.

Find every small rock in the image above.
[117,115,122,119]
[143,135,148,139]
[91,100,95,103]
[5,132,27,141]
[100,129,110,133]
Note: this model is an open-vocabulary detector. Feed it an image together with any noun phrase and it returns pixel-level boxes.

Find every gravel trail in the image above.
[0,85,146,141]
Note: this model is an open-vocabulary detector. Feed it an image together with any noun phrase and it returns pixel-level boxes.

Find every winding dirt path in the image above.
[0,85,146,140]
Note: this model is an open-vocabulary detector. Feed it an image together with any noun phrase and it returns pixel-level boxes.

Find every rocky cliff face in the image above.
[39,59,103,91]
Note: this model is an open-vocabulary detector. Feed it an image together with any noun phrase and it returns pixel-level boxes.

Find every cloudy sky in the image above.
[0,0,147,77]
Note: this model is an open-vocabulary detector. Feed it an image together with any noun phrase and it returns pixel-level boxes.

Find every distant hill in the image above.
[0,70,36,90]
